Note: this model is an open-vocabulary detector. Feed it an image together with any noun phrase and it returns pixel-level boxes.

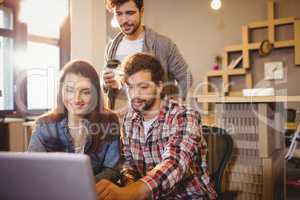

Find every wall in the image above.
[142,0,300,90]
[70,0,106,73]
[106,0,300,109]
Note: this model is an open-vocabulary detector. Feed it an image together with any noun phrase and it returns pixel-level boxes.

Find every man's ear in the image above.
[140,7,144,17]
[157,81,164,94]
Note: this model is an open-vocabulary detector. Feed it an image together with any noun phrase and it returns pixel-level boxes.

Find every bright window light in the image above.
[0,6,13,30]
[0,37,14,110]
[0,6,14,110]
[20,0,68,38]
[25,42,59,110]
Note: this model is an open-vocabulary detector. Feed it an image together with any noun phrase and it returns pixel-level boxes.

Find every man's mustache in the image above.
[131,98,146,104]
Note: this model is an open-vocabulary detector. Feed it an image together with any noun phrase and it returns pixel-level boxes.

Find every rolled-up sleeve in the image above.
[140,111,201,199]
[120,114,140,181]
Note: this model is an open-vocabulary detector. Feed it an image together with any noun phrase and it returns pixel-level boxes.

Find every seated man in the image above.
[96,53,217,200]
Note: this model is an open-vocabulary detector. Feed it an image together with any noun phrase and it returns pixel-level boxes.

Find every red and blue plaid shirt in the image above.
[121,100,217,199]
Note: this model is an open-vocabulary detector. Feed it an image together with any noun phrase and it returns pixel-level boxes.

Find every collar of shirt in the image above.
[129,99,172,124]
[58,117,92,153]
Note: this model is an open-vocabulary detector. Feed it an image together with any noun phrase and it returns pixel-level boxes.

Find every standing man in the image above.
[102,0,193,112]
[96,53,216,200]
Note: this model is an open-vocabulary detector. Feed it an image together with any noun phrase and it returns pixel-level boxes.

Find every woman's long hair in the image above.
[39,60,119,153]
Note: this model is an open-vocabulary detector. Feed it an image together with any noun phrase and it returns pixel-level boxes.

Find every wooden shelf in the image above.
[195,95,300,103]
[207,69,246,77]
[248,21,269,29]
[248,42,261,50]
[225,44,242,52]
[274,40,295,48]
[248,17,295,29]
[274,17,296,26]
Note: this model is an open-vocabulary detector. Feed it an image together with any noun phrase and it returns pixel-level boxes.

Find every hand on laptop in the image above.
[96,179,151,200]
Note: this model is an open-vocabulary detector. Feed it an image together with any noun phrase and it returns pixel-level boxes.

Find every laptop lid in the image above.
[0,152,97,200]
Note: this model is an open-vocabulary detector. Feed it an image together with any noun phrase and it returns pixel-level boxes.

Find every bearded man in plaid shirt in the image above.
[96,53,217,200]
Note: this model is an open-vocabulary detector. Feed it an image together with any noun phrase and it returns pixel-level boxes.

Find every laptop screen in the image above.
[0,152,97,200]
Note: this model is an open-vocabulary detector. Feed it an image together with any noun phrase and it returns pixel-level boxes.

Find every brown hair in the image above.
[38,60,119,153]
[123,53,166,98]
[123,53,165,85]
[105,0,143,12]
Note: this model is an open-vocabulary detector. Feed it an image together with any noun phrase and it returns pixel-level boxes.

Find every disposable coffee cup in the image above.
[106,59,120,69]
[106,59,124,77]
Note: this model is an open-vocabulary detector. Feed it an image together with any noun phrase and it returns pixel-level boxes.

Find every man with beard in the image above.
[102,0,192,112]
[96,53,217,200]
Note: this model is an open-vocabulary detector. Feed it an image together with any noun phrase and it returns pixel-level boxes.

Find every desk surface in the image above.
[195,95,300,103]
[3,118,25,123]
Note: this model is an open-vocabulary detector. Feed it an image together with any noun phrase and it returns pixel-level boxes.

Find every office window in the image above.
[18,0,69,112]
[0,5,14,111]
[0,0,69,115]
[25,42,59,110]
[0,5,13,30]
[20,0,68,38]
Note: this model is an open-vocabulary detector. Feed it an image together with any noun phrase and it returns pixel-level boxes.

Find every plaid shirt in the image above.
[121,100,217,200]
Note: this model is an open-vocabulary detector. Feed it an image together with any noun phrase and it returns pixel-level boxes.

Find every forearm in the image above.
[140,127,200,199]
[140,152,192,199]
[95,167,121,183]
[121,134,140,184]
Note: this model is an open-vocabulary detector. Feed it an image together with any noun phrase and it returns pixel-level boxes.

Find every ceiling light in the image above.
[211,0,222,10]
[110,17,119,28]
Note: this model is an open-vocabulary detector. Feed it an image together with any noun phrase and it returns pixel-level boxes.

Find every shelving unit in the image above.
[203,0,300,112]
[197,96,300,200]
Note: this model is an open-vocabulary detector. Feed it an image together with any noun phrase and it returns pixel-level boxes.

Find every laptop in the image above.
[0,152,97,200]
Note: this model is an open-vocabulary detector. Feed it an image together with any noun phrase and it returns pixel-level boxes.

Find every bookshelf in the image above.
[203,0,300,112]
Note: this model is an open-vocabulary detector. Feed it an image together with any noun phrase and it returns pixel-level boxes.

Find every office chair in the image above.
[202,125,235,200]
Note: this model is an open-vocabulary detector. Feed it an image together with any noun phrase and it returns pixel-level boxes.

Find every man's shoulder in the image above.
[122,109,136,124]
[164,100,201,119]
[104,32,124,56]
[34,115,65,135]
[144,26,175,47]
[164,99,196,112]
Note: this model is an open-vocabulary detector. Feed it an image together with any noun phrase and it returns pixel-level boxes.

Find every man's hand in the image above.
[102,69,122,89]
[96,179,151,200]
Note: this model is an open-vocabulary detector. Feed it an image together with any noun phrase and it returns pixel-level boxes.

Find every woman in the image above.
[28,60,120,183]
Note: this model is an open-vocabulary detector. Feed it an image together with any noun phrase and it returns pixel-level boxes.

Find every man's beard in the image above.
[131,97,156,114]
[121,18,142,36]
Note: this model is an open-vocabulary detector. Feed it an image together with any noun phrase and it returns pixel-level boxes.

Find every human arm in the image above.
[138,110,201,199]
[166,42,193,99]
[119,116,141,186]
[102,40,123,90]
[27,120,47,152]
[95,138,121,183]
